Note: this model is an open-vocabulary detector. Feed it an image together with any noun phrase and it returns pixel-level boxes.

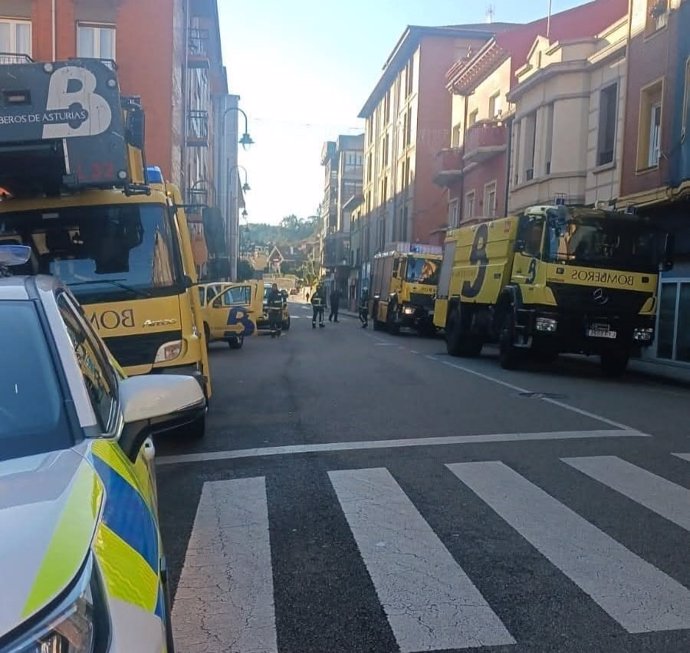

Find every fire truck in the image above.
[0,57,210,434]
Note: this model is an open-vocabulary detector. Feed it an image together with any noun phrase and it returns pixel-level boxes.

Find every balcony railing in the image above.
[433,147,464,187]
[322,232,352,268]
[0,52,32,64]
[464,120,507,163]
[186,110,209,146]
[188,28,210,67]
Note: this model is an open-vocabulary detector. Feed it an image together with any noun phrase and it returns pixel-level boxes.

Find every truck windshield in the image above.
[405,257,440,285]
[545,217,660,273]
[0,301,72,460]
[0,204,183,302]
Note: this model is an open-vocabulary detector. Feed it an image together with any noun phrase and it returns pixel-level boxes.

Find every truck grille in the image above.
[547,283,651,317]
[104,330,183,367]
[409,293,434,309]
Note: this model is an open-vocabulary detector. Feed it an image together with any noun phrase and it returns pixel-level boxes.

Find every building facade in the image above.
[619,0,690,367]
[436,0,627,225]
[358,24,512,266]
[0,0,239,279]
[320,135,364,297]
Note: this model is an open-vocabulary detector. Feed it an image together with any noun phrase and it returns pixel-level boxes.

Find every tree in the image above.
[237,258,255,281]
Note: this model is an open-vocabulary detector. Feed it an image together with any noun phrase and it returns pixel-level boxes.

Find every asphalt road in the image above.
[155,300,690,653]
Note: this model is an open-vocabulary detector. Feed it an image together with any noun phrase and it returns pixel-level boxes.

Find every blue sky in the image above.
[218,0,585,225]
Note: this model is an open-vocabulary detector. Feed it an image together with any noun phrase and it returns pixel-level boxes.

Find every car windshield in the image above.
[0,204,183,303]
[545,217,661,273]
[405,257,440,285]
[0,301,72,460]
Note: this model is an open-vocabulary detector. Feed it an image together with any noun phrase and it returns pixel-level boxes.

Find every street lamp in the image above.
[229,165,251,192]
[242,209,248,219]
[222,106,254,149]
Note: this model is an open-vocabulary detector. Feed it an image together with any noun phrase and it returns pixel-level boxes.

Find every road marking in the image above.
[673,453,690,463]
[447,461,690,634]
[329,468,515,651]
[172,477,277,653]
[428,355,634,431]
[157,429,647,466]
[563,456,690,532]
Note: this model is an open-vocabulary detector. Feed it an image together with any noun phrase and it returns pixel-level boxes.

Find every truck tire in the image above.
[600,350,629,377]
[204,323,211,350]
[386,309,400,335]
[187,413,206,439]
[282,315,291,331]
[446,307,482,357]
[372,302,383,330]
[499,311,525,370]
[228,334,244,350]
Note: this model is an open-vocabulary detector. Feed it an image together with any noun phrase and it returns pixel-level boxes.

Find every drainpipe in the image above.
[459,93,469,221]
[503,114,513,217]
[51,0,56,60]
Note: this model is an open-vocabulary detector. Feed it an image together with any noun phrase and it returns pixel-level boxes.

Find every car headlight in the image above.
[154,340,184,363]
[8,556,108,653]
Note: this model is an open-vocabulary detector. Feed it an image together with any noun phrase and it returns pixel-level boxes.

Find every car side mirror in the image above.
[118,375,206,461]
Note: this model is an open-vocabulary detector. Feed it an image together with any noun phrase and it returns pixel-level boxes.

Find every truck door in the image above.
[207,283,258,340]
[513,215,545,286]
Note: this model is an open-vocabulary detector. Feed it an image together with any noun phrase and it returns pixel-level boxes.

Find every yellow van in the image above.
[198,280,262,349]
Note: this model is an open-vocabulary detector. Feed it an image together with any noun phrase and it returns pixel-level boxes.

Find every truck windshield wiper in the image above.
[69,278,152,298]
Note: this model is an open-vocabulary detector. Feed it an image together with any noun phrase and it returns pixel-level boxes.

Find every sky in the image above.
[218,0,585,225]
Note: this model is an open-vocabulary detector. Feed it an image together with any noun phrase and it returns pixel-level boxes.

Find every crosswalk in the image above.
[172,452,690,652]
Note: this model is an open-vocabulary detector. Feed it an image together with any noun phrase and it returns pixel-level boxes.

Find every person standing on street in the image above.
[329,286,341,322]
[311,283,326,328]
[267,283,283,338]
[358,289,369,328]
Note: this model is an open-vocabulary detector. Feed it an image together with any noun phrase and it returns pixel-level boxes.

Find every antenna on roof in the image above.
[546,0,553,39]
[486,4,495,23]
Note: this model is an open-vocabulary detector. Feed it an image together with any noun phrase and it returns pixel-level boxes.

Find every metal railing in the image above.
[186,110,209,144]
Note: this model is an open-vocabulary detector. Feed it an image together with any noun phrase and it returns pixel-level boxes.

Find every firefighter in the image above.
[311,282,326,328]
[266,282,283,338]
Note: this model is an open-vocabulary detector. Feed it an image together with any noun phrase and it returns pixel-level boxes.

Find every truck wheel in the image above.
[228,334,244,350]
[386,311,400,335]
[282,316,291,331]
[446,308,482,357]
[187,413,206,439]
[499,312,524,370]
[600,350,629,377]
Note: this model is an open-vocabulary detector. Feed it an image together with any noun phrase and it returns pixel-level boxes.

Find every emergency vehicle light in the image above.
[0,244,31,267]
[146,166,164,184]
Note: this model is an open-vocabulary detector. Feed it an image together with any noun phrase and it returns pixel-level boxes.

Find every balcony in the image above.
[433,147,464,187]
[186,110,209,146]
[464,120,507,164]
[322,232,351,269]
[188,28,210,68]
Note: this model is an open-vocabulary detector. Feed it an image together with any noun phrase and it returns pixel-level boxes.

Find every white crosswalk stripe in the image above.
[447,460,690,634]
[172,477,277,653]
[173,454,690,651]
[563,455,690,531]
[329,467,515,652]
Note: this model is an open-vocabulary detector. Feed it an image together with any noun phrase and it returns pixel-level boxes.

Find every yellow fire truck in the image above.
[0,58,210,434]
[433,205,672,376]
[369,242,442,335]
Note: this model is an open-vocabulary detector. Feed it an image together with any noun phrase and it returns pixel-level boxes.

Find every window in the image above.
[405,107,412,146]
[523,112,537,181]
[646,0,668,33]
[488,92,501,119]
[597,84,618,166]
[657,282,690,363]
[512,121,521,185]
[57,294,117,432]
[543,104,554,174]
[484,182,497,217]
[0,301,71,460]
[0,18,31,57]
[217,285,251,306]
[406,59,414,97]
[448,199,459,228]
[638,81,663,170]
[469,109,478,127]
[77,24,116,60]
[452,122,463,147]
[465,191,475,219]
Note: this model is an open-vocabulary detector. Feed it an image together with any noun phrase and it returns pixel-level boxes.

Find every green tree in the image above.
[237,258,255,281]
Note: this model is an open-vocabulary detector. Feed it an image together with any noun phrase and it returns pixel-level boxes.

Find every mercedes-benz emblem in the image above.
[592,287,609,305]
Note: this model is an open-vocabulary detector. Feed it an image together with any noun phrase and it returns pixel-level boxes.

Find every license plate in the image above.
[587,328,617,339]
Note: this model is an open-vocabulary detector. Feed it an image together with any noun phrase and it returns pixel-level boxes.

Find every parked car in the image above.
[0,250,204,652]
[198,281,262,349]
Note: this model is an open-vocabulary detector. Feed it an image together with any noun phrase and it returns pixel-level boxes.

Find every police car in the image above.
[0,246,205,652]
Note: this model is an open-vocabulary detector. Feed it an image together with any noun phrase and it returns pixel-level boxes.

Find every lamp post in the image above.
[222,106,254,149]
[229,165,251,193]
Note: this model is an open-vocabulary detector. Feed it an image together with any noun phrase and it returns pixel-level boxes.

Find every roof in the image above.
[359,24,513,118]
[447,0,628,94]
